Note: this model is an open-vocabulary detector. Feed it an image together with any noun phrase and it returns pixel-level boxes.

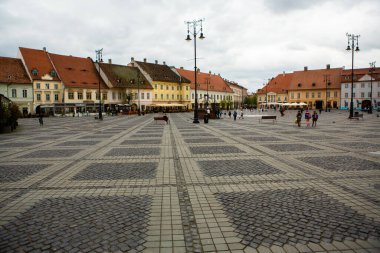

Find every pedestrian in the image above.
[312,111,318,127]
[295,110,302,127]
[240,111,244,119]
[319,108,322,114]
[233,110,237,121]
[304,110,311,127]
[38,115,43,126]
[228,111,231,118]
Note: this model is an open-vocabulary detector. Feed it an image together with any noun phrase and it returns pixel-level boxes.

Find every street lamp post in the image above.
[185,18,205,124]
[95,48,103,120]
[369,61,376,114]
[324,74,330,112]
[346,33,360,118]
[137,71,141,115]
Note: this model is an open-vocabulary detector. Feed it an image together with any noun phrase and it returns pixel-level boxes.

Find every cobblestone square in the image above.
[0,111,379,253]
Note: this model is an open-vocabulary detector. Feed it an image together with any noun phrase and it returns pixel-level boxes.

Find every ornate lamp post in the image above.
[324,74,330,112]
[95,48,103,120]
[369,61,376,114]
[185,18,205,124]
[346,33,360,118]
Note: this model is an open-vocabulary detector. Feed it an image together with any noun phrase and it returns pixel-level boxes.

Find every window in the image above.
[311,92,315,98]
[78,92,83,99]
[54,83,58,90]
[46,94,50,101]
[177,86,179,90]
[291,93,294,99]
[361,83,365,88]
[353,93,356,98]
[154,84,157,89]
[217,95,219,100]
[172,86,174,90]
[200,94,202,99]
[68,92,74,99]
[102,93,107,100]
[317,92,321,98]
[192,93,194,99]
[177,95,179,100]
[55,94,59,101]
[11,89,17,98]
[96,92,99,100]
[166,85,169,90]
[141,93,144,99]
[345,84,349,88]
[186,86,189,90]
[118,93,121,99]
[45,83,49,89]
[180,95,183,100]
[368,92,371,97]
[86,92,92,100]
[161,85,163,90]
[166,94,169,99]
[259,97,262,101]
[23,89,27,98]
[36,93,41,101]
[161,94,164,100]
[172,94,174,99]
[334,91,338,98]
[31,69,38,76]
[327,91,330,98]
[353,84,356,88]
[36,83,40,89]
[186,95,189,99]
[361,92,364,98]
[135,93,138,99]
[50,70,57,77]
[155,94,157,99]
[305,92,309,98]
[297,93,300,99]
[147,93,150,99]
[345,93,348,98]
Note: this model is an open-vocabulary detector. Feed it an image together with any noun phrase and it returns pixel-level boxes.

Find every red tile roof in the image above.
[176,68,234,93]
[257,73,293,94]
[288,67,342,90]
[18,47,60,81]
[135,61,190,83]
[49,53,107,89]
[341,67,380,82]
[0,57,31,84]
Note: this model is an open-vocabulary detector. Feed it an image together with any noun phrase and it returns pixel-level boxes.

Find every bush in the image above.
[0,102,21,132]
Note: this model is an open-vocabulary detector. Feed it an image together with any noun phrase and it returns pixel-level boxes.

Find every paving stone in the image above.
[105,147,160,156]
[189,145,244,154]
[216,189,380,249]
[184,138,225,144]
[0,196,151,252]
[19,149,82,158]
[121,139,162,145]
[298,156,380,171]
[55,141,100,146]
[263,144,320,152]
[0,164,49,182]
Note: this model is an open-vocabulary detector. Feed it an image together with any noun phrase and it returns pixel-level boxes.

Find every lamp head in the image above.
[346,45,351,51]
[186,34,191,41]
[199,33,205,40]
[355,46,360,52]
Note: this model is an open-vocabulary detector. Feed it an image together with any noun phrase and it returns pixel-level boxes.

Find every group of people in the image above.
[295,110,318,127]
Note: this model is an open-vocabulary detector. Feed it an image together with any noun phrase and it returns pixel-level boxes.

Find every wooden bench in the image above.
[154,116,169,124]
[349,114,363,120]
[259,115,277,124]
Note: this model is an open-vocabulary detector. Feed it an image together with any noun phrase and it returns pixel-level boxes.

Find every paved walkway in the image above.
[0,110,379,253]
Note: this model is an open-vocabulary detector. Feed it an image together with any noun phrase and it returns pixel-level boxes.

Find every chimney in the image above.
[326,64,330,69]
[143,58,147,63]
[131,57,134,61]
[155,60,158,64]
[283,71,285,76]
[180,66,184,69]
[108,59,112,64]
[209,71,212,74]
[43,47,46,51]
[304,66,308,71]
[163,61,166,65]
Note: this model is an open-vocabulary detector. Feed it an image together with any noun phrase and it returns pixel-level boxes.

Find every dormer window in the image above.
[50,70,57,77]
[312,83,316,87]
[298,83,302,87]
[32,69,38,76]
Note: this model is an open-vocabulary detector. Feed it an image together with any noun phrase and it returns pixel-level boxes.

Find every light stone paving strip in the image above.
[0,111,380,253]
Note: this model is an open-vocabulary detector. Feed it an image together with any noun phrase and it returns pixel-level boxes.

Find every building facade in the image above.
[0,57,33,115]
[257,72,292,109]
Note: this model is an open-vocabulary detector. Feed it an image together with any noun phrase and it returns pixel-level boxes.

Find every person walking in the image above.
[296,110,302,127]
[312,111,318,127]
[38,115,43,126]
[233,110,237,121]
[304,110,311,127]
[228,111,231,118]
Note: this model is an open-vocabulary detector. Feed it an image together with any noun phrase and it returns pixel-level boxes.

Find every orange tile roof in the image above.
[257,73,293,94]
[341,67,380,82]
[288,67,342,90]
[176,68,234,93]
[18,47,60,81]
[0,57,31,84]
[49,53,107,89]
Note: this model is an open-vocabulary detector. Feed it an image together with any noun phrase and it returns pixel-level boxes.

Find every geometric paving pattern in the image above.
[121,139,162,145]
[216,188,380,248]
[263,144,321,152]
[189,146,244,154]
[0,196,152,253]
[241,136,283,142]
[19,149,82,158]
[105,148,160,156]
[197,159,283,177]
[72,162,158,180]
[184,138,224,144]
[55,141,100,146]
[298,156,380,172]
[0,164,49,182]
[332,142,380,150]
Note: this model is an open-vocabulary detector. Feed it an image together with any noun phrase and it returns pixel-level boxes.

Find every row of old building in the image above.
[256,65,380,110]
[0,47,248,116]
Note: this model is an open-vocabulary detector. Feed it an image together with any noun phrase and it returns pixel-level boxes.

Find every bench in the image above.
[154,116,169,124]
[349,114,363,120]
[259,115,277,124]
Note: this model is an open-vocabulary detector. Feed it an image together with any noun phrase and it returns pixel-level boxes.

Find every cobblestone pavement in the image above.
[0,110,379,253]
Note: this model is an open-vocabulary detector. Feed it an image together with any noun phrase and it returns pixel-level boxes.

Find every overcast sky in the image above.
[1,0,379,92]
